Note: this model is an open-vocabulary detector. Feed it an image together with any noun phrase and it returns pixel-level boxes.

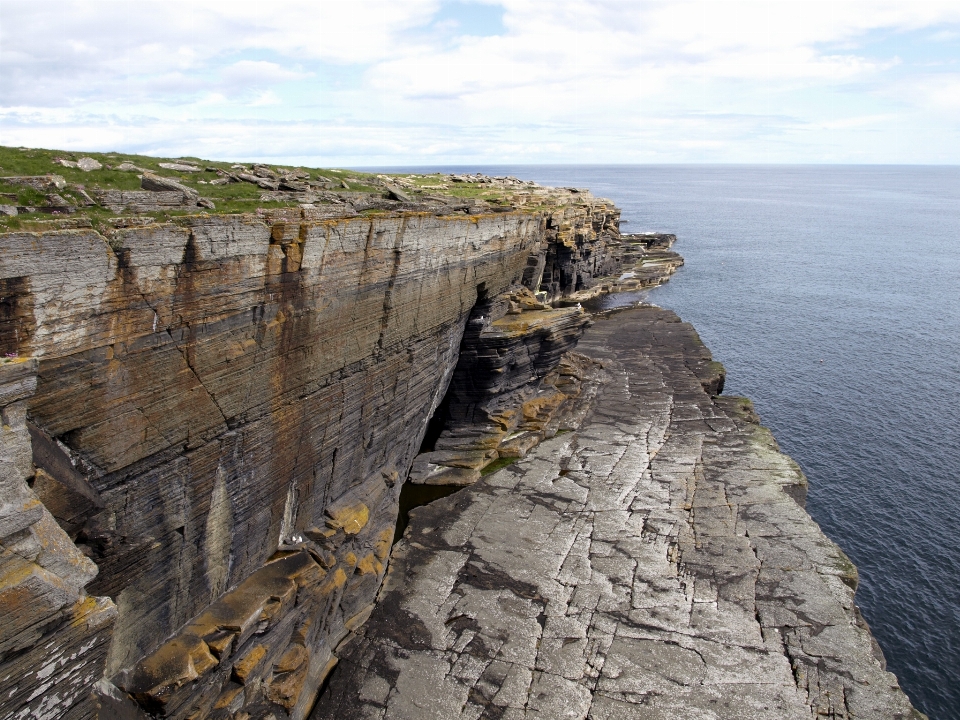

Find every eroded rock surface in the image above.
[0,192,632,718]
[315,307,922,720]
[0,208,553,718]
[0,359,117,720]
[410,287,597,487]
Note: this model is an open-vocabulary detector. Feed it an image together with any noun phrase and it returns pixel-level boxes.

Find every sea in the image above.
[368,164,960,719]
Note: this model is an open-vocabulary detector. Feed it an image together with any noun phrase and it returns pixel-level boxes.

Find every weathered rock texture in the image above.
[522,202,622,303]
[315,307,922,720]
[0,177,918,719]
[0,206,582,719]
[410,287,596,487]
[0,358,117,720]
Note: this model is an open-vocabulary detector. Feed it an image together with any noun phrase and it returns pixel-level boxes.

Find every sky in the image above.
[1,0,960,165]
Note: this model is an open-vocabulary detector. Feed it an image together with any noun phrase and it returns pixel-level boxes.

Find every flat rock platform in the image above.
[314,306,921,720]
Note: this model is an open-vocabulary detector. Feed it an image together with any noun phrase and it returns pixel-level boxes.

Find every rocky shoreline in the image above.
[0,150,922,719]
[315,304,923,720]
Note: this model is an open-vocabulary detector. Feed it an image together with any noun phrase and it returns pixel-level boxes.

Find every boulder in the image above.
[77,157,102,172]
[252,164,278,179]
[140,172,199,201]
[384,184,412,202]
[115,162,148,173]
[158,162,201,172]
[1,175,66,191]
[69,184,97,206]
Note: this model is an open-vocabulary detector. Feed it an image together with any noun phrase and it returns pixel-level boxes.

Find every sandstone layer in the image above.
[0,189,625,719]
[315,307,922,720]
[0,155,919,720]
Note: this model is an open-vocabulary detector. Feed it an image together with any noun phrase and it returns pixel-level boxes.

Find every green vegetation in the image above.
[0,145,395,230]
[0,145,555,232]
[480,456,520,475]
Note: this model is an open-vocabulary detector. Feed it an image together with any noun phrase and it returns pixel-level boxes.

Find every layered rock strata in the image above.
[0,207,573,719]
[0,168,918,720]
[315,307,922,720]
[522,204,622,303]
[410,287,597,487]
[562,233,684,305]
[0,359,117,720]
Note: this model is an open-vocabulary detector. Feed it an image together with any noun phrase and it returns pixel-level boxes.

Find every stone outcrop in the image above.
[0,164,920,720]
[0,358,117,720]
[0,202,611,718]
[315,307,923,720]
[0,175,67,191]
[564,233,685,304]
[522,202,622,303]
[409,287,596,487]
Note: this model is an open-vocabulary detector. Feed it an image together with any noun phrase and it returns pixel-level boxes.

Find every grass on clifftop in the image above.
[0,146,537,231]
[0,146,386,230]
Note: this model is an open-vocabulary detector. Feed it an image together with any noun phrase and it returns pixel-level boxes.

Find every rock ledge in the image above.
[315,307,923,720]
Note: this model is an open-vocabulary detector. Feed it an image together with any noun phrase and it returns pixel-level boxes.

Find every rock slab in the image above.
[315,306,922,720]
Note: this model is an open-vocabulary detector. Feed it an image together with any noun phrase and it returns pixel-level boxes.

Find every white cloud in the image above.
[1,0,960,162]
[220,61,309,85]
[889,73,960,111]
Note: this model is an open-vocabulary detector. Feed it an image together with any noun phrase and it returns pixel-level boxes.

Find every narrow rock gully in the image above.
[313,306,921,720]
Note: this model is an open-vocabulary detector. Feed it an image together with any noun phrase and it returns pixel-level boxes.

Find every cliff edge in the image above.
[0,146,921,719]
[316,307,923,720]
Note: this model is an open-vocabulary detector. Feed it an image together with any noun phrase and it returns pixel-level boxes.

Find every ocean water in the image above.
[373,164,960,719]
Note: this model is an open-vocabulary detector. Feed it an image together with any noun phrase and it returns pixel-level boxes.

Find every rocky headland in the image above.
[0,146,921,719]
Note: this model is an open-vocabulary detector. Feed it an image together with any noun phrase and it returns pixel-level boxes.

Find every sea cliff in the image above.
[0,149,922,719]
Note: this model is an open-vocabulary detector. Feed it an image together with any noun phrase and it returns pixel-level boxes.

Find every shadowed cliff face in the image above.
[0,200,625,719]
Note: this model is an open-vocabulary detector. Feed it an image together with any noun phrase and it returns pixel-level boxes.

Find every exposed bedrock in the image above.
[0,358,116,720]
[0,205,591,719]
[522,204,622,303]
[315,307,923,720]
[409,286,599,488]
[0,188,917,719]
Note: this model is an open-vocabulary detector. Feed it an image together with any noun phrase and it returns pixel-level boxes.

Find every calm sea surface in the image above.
[373,165,960,719]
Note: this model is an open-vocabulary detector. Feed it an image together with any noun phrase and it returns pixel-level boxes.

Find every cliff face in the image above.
[1,170,919,720]
[0,199,618,719]
[0,358,116,719]
[316,308,922,720]
[522,202,621,302]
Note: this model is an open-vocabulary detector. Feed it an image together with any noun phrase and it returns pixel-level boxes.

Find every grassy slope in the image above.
[0,146,527,231]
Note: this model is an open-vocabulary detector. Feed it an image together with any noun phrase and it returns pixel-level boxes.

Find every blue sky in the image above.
[1,0,959,165]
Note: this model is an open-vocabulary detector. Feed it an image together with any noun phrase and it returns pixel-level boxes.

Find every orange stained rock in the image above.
[354,554,382,576]
[324,568,348,594]
[291,560,326,589]
[489,308,582,335]
[0,561,80,634]
[374,528,394,560]
[268,663,309,710]
[213,684,244,710]
[129,551,321,690]
[307,525,338,540]
[325,501,369,535]
[274,643,309,673]
[232,644,267,684]
[204,630,235,659]
[490,409,517,430]
[292,618,312,646]
[521,393,565,424]
[125,633,217,696]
